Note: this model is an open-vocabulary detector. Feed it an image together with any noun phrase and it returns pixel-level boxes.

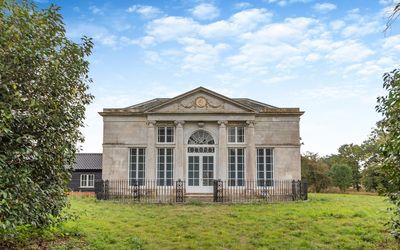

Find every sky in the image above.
[34,0,400,156]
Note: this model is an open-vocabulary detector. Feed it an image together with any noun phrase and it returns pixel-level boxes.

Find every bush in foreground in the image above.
[0,0,93,241]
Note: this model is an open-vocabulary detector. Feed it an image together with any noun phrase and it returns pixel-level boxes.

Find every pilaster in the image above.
[174,120,185,180]
[246,120,256,180]
[218,120,228,180]
[146,120,156,180]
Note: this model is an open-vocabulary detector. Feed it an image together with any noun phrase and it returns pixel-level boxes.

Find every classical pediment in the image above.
[144,87,256,113]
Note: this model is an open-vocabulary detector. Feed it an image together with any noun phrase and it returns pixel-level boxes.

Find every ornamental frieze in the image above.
[178,96,225,110]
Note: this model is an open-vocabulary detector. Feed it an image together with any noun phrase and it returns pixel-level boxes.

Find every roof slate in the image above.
[72,153,102,170]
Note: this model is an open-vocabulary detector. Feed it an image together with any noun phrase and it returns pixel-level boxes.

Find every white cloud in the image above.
[67,24,118,47]
[265,75,297,83]
[132,4,385,78]
[226,17,321,70]
[341,20,381,37]
[127,5,162,19]
[199,8,273,38]
[301,84,369,100]
[305,53,321,62]
[144,51,162,65]
[325,41,374,63]
[235,2,252,9]
[241,17,318,44]
[343,56,396,76]
[330,20,345,30]
[146,16,199,42]
[225,15,377,72]
[266,0,312,7]
[178,37,229,71]
[313,3,337,13]
[383,34,400,50]
[227,43,301,72]
[120,36,156,48]
[144,8,272,42]
[89,5,103,15]
[329,9,382,38]
[191,3,220,21]
[379,0,397,5]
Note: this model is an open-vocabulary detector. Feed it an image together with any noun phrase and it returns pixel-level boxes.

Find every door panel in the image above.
[187,154,214,192]
[188,156,200,186]
[202,156,214,186]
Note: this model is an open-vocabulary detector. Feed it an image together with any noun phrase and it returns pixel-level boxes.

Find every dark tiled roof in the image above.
[125,98,170,112]
[233,98,278,111]
[72,153,102,170]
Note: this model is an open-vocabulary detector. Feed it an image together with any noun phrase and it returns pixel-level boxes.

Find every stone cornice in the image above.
[99,110,304,117]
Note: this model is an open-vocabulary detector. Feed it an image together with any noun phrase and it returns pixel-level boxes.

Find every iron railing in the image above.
[213,179,307,203]
[95,179,185,203]
[95,179,307,203]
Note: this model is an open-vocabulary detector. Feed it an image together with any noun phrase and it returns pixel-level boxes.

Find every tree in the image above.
[360,124,394,193]
[301,152,331,192]
[0,0,93,239]
[329,164,352,192]
[361,164,387,192]
[385,1,400,32]
[376,68,400,240]
[324,144,363,191]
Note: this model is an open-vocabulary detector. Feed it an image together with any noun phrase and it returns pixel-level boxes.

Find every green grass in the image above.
[61,194,399,249]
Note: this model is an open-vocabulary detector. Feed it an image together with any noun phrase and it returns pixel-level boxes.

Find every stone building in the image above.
[99,87,303,193]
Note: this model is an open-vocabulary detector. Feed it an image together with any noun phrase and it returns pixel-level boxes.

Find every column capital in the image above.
[218,120,228,127]
[174,120,185,127]
[246,120,255,127]
[147,120,156,127]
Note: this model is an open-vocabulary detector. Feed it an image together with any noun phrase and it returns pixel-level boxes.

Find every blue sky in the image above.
[35,0,400,155]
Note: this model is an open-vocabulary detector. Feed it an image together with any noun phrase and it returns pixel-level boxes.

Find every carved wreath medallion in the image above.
[195,96,207,108]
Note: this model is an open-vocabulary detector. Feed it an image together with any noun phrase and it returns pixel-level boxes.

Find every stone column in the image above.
[218,120,228,180]
[146,121,156,180]
[174,120,185,181]
[246,120,256,181]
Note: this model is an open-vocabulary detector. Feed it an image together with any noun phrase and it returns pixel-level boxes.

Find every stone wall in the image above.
[102,115,301,182]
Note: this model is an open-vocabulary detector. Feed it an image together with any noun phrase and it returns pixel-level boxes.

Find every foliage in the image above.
[324,144,363,191]
[301,152,331,192]
[329,164,353,192]
[376,68,400,240]
[361,165,387,193]
[385,1,400,31]
[359,125,389,193]
[59,195,397,249]
[0,0,93,240]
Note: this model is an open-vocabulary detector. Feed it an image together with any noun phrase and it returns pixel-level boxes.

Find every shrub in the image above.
[0,0,93,240]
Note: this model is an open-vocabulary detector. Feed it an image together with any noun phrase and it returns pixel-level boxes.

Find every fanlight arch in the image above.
[188,130,215,145]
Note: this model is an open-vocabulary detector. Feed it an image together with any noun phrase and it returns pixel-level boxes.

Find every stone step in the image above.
[185,193,213,196]
[185,193,213,202]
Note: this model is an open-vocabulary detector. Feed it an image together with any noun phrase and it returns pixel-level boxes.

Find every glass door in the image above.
[187,154,214,193]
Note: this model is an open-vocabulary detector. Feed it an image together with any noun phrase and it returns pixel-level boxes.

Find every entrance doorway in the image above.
[186,130,215,193]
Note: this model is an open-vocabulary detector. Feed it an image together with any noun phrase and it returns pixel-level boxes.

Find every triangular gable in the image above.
[144,87,257,113]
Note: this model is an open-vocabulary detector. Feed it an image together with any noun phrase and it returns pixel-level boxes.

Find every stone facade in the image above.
[100,87,304,193]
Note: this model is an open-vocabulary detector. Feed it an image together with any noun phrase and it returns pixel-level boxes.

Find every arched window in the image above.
[188,130,215,145]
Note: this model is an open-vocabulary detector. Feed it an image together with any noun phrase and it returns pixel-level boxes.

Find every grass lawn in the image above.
[60,193,399,249]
